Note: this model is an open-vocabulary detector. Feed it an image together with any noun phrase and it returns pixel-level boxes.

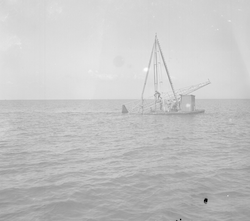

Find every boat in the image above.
[122,34,211,115]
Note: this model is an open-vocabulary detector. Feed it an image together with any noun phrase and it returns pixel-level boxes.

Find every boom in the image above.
[162,79,211,102]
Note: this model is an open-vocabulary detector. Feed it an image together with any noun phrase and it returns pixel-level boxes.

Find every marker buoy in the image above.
[122,105,128,114]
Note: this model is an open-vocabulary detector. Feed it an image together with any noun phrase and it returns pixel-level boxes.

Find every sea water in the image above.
[0,99,250,221]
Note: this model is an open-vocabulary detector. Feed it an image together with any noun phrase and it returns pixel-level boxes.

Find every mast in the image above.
[154,35,158,92]
[141,35,180,113]
[154,35,158,110]
[156,36,178,104]
[141,40,155,108]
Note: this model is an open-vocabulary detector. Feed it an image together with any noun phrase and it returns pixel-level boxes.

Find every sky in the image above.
[0,0,250,99]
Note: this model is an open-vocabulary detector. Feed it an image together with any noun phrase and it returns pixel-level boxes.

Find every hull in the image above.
[142,109,205,115]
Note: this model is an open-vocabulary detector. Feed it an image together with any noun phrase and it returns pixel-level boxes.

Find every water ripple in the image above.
[0,100,250,221]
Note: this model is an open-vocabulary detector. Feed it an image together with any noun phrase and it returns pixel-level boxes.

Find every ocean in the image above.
[0,99,249,221]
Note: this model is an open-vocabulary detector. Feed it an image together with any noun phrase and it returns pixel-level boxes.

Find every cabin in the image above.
[179,95,195,112]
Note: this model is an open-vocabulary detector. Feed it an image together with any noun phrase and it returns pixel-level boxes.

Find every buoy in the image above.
[122,105,128,114]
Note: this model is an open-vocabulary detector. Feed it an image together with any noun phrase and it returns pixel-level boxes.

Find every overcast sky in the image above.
[0,0,250,99]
